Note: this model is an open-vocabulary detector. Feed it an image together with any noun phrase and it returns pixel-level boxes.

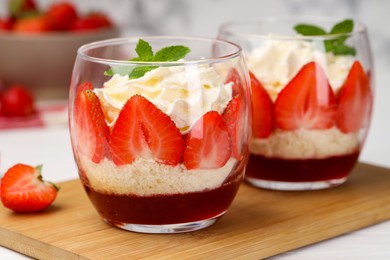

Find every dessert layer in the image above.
[94,65,232,133]
[250,127,359,159]
[80,157,236,196]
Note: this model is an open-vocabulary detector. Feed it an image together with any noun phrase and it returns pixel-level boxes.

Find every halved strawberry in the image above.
[274,62,337,130]
[337,61,372,133]
[184,111,231,170]
[223,96,245,160]
[225,68,244,97]
[110,95,183,166]
[1,164,59,213]
[250,71,273,138]
[74,82,110,163]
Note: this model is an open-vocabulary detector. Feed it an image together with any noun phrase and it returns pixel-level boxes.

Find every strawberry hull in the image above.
[81,170,243,225]
[246,151,359,184]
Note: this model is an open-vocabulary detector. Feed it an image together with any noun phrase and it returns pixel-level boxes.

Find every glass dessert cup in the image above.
[68,36,251,233]
[218,17,374,190]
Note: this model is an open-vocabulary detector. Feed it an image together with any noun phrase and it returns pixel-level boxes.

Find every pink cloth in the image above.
[0,103,68,130]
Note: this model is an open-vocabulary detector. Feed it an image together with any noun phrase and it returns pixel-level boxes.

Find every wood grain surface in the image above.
[0,162,389,259]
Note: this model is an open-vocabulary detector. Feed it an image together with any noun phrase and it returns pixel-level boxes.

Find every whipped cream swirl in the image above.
[94,65,233,133]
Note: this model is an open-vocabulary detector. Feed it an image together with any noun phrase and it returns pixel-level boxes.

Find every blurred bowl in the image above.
[0,28,120,100]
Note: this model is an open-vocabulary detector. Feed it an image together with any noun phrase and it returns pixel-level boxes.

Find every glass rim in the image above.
[77,35,243,66]
[218,16,368,41]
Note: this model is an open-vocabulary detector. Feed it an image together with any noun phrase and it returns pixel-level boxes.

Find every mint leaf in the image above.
[130,57,151,62]
[153,46,191,62]
[294,24,327,36]
[332,44,357,56]
[324,40,334,52]
[105,66,134,77]
[293,19,356,56]
[104,69,113,76]
[133,39,154,61]
[128,65,158,79]
[330,19,354,35]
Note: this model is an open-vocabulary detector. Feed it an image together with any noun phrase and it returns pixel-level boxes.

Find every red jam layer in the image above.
[246,151,360,182]
[82,171,243,225]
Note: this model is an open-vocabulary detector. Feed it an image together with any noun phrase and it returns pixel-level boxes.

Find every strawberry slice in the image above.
[274,62,337,130]
[225,68,244,97]
[1,164,58,213]
[337,61,372,133]
[250,71,274,138]
[110,95,183,166]
[74,82,110,163]
[223,96,245,160]
[184,111,231,170]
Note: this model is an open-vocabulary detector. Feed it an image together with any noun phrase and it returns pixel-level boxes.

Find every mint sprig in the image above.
[294,19,356,56]
[104,39,191,79]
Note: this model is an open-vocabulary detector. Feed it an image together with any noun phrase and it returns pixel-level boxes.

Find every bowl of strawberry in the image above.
[0,0,119,100]
[219,17,374,191]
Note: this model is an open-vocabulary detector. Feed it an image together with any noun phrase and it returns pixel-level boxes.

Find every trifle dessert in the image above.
[219,18,373,190]
[68,37,250,232]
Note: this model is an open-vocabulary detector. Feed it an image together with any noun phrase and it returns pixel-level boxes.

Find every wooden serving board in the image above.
[1,162,390,259]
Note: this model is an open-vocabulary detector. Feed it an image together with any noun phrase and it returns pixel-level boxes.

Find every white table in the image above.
[0,126,389,259]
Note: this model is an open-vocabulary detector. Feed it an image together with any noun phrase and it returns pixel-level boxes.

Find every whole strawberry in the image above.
[1,84,35,117]
[1,164,59,213]
[0,17,14,30]
[71,12,112,31]
[46,1,78,31]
